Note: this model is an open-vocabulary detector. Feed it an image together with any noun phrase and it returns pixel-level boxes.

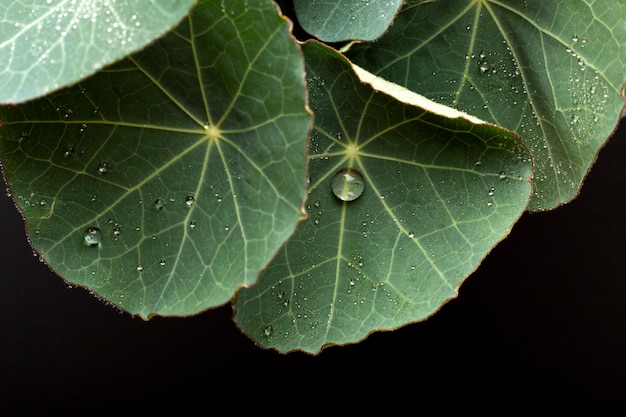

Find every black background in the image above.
[2,118,625,412]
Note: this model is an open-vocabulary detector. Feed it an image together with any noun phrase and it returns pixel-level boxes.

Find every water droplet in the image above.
[136,264,143,271]
[478,60,490,73]
[154,198,164,210]
[331,167,365,202]
[185,195,195,207]
[263,325,273,337]
[488,186,495,196]
[98,161,110,174]
[408,231,415,239]
[572,34,579,42]
[83,226,102,247]
[64,145,74,157]
[189,221,196,229]
[159,259,166,266]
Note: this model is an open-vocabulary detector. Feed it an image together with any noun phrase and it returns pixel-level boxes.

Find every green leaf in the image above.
[233,41,533,354]
[345,0,626,211]
[0,0,196,104]
[293,0,403,42]
[0,0,311,317]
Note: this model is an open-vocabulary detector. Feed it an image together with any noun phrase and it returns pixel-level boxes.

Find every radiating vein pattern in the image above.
[346,0,626,210]
[0,0,311,317]
[233,41,532,354]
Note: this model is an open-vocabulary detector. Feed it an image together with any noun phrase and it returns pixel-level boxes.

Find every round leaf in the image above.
[293,0,403,42]
[233,41,533,354]
[346,0,626,210]
[0,0,311,317]
[0,0,196,104]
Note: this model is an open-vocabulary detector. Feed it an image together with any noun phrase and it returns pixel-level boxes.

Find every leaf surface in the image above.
[233,41,533,354]
[293,0,403,42]
[0,0,311,317]
[0,0,196,104]
[346,0,626,210]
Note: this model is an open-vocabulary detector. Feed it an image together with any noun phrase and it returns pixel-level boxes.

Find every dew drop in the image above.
[331,167,365,202]
[154,198,164,210]
[478,60,490,73]
[189,220,196,229]
[83,226,102,247]
[185,194,195,207]
[136,264,143,271]
[159,259,166,266]
[64,145,74,157]
[98,161,110,174]
[408,231,415,239]
[263,325,273,337]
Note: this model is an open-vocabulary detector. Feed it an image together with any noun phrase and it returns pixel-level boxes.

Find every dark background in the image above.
[1,118,625,411]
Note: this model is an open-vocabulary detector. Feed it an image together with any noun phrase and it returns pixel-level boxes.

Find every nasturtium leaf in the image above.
[0,0,196,104]
[345,0,626,211]
[293,0,403,42]
[233,41,533,354]
[0,0,311,317]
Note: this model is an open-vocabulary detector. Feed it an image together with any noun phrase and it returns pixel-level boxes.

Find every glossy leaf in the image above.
[0,0,196,104]
[233,41,533,354]
[0,0,311,317]
[293,0,403,42]
[346,0,626,211]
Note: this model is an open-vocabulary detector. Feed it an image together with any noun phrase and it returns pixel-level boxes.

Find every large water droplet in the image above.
[331,167,365,202]
[83,226,102,247]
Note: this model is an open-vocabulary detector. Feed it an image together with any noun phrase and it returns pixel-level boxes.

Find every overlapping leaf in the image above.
[0,0,196,104]
[233,41,533,354]
[0,0,311,317]
[346,0,626,210]
[293,0,403,42]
